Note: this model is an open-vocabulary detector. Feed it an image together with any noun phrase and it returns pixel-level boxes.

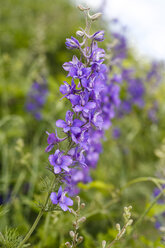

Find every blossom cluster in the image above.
[45,9,120,210]
[25,78,48,120]
[109,20,162,139]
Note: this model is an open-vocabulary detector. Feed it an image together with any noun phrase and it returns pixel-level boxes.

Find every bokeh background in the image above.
[0,0,165,247]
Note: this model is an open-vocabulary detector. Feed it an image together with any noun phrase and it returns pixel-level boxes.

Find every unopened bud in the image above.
[76,30,84,37]
[65,241,71,248]
[77,236,83,244]
[124,207,128,212]
[78,216,86,223]
[102,240,106,248]
[77,5,90,11]
[81,203,85,209]
[76,195,81,209]
[116,223,120,231]
[90,12,102,21]
[76,195,80,202]
[73,221,77,228]
[127,219,133,226]
[91,30,104,41]
[69,231,75,238]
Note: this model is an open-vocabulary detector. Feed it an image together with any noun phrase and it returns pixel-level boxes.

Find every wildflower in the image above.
[65,36,80,49]
[56,111,84,134]
[60,79,77,97]
[49,149,73,174]
[91,30,105,41]
[50,186,73,211]
[45,130,66,152]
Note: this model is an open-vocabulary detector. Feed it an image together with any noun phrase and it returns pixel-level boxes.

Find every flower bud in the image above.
[102,240,106,248]
[69,230,75,238]
[77,236,83,244]
[77,5,90,11]
[78,216,86,223]
[127,219,133,226]
[65,36,80,49]
[76,30,84,37]
[81,203,85,209]
[128,206,132,210]
[65,242,71,248]
[91,31,104,41]
[116,223,121,231]
[90,12,102,21]
[73,221,77,228]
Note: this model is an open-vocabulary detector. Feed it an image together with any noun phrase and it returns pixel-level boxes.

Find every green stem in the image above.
[121,177,165,191]
[18,210,44,248]
[125,188,165,243]
[17,176,56,248]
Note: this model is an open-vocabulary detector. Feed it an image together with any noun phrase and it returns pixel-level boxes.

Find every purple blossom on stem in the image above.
[45,11,123,207]
[91,30,105,41]
[49,149,73,174]
[45,130,66,152]
[65,36,80,49]
[56,111,84,134]
[50,186,73,211]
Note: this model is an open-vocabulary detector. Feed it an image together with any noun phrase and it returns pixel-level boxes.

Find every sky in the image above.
[76,0,165,60]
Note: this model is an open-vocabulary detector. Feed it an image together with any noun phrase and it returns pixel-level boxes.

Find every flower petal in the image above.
[56,120,67,128]
[62,156,73,166]
[59,203,68,211]
[54,165,61,174]
[50,192,58,204]
[64,196,73,206]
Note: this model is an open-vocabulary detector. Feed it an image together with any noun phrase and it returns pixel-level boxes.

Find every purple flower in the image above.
[69,90,96,114]
[60,79,77,97]
[56,111,84,134]
[49,149,73,174]
[128,78,145,108]
[71,129,89,150]
[91,31,105,41]
[155,220,161,230]
[64,167,91,196]
[63,56,91,79]
[25,78,48,120]
[46,23,123,199]
[68,147,87,167]
[90,42,105,65]
[112,32,127,60]
[148,101,158,123]
[45,130,66,152]
[112,127,121,139]
[65,36,80,49]
[50,186,73,211]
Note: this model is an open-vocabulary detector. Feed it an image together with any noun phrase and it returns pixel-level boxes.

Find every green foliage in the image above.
[0,0,165,247]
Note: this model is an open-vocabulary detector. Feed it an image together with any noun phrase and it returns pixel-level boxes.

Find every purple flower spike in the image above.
[45,130,66,152]
[49,149,73,174]
[50,186,73,211]
[91,30,105,41]
[65,36,80,49]
[56,111,84,134]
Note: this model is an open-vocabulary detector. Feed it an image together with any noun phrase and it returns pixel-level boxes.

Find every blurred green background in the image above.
[0,0,165,247]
